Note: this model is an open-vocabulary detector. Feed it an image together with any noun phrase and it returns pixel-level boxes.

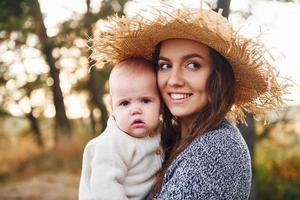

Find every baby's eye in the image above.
[158,63,171,70]
[186,62,200,70]
[141,98,151,104]
[120,100,130,106]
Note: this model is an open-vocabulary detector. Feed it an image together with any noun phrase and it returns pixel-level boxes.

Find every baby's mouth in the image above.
[132,119,144,124]
[132,119,145,127]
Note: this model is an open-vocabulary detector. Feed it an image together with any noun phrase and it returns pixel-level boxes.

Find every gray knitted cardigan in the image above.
[155,119,252,200]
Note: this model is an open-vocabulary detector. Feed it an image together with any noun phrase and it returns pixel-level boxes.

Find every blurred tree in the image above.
[29,0,71,137]
[0,60,45,147]
[85,0,116,133]
[67,0,129,134]
[0,0,71,138]
[237,114,256,200]
[216,0,297,199]
[86,0,129,133]
[20,73,46,147]
[1,0,131,137]
[213,0,256,199]
[0,62,10,117]
[213,0,231,18]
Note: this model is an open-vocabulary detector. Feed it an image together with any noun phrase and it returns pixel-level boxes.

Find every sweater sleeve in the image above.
[79,140,96,200]
[157,127,251,200]
[89,137,129,200]
[79,120,135,200]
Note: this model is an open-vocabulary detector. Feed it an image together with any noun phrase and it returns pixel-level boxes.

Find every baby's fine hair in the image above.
[109,57,155,88]
[112,57,154,75]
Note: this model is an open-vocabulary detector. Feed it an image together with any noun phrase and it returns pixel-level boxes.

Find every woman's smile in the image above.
[169,92,193,101]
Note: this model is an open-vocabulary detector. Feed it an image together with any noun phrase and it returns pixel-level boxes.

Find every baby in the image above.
[79,58,162,200]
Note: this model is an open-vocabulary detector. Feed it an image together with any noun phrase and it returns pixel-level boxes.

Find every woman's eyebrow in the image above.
[158,56,170,62]
[158,54,204,61]
[182,53,204,60]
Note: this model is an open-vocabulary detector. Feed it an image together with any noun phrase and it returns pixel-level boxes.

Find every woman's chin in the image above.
[169,108,191,118]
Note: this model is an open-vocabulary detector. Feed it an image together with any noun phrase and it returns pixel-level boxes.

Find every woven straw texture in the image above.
[91,7,288,123]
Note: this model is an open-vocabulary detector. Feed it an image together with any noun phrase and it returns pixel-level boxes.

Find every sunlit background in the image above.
[0,0,299,199]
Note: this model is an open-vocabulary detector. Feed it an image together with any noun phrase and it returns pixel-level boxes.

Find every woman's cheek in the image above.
[157,73,166,91]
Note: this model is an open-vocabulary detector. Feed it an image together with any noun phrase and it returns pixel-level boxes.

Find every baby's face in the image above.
[111,71,161,138]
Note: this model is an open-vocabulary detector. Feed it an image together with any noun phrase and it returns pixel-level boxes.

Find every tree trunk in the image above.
[87,66,109,132]
[215,1,256,199]
[89,104,97,136]
[237,114,256,200]
[238,113,255,164]
[31,0,71,136]
[26,110,43,147]
[214,0,231,18]
[86,0,109,133]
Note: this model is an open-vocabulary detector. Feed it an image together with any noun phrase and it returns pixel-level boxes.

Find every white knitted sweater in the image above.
[79,117,162,200]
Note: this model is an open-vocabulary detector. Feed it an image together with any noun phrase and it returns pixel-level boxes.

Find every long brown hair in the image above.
[151,41,236,194]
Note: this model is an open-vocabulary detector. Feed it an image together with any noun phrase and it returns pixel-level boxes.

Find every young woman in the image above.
[151,39,250,199]
[91,6,287,200]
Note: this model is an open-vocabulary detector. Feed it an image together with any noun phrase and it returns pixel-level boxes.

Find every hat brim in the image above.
[92,8,287,122]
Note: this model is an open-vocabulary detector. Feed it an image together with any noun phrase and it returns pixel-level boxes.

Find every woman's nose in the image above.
[167,68,184,87]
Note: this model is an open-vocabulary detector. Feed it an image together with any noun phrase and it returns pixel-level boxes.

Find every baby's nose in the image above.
[131,106,142,115]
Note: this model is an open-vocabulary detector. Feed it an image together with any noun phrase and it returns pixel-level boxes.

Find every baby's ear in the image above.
[107,94,113,115]
[111,110,115,118]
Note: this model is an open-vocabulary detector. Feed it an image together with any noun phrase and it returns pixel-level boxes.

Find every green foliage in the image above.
[95,66,112,95]
[255,121,300,200]
[74,67,110,93]
[256,156,300,200]
[0,108,8,116]
[0,0,36,33]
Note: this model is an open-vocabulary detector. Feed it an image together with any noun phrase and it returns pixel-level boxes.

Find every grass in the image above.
[0,132,89,187]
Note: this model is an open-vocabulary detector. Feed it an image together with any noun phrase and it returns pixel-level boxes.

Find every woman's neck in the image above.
[180,115,197,139]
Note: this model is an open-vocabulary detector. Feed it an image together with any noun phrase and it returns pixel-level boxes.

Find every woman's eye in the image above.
[158,63,171,70]
[141,98,151,104]
[120,101,130,106]
[186,62,200,70]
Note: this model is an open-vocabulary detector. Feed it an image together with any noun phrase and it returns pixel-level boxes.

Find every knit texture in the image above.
[156,119,252,200]
[79,117,162,200]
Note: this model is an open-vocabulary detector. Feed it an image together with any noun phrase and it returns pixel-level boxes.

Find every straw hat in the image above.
[91,6,288,123]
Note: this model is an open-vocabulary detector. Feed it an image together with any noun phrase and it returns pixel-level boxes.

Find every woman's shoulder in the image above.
[184,119,250,163]
[195,119,246,148]
[159,120,252,199]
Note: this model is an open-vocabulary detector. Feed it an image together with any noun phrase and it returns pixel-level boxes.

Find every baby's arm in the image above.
[79,141,95,199]
[90,138,129,200]
[79,128,134,200]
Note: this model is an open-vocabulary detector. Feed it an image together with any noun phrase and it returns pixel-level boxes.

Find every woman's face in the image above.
[157,39,213,120]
